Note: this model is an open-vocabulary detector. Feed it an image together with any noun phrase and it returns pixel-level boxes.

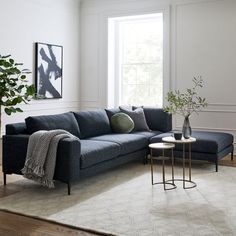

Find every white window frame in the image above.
[107,7,170,108]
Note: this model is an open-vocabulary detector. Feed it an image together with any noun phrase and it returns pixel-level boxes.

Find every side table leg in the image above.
[162,149,166,190]
[183,143,185,188]
[150,149,154,185]
[189,143,192,181]
[171,148,174,185]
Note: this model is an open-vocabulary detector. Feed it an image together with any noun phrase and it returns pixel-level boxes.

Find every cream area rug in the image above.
[1,161,236,236]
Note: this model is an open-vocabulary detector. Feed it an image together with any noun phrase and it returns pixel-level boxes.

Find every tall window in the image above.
[108,13,164,107]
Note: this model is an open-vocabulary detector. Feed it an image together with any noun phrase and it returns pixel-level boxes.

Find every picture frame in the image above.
[35,42,63,99]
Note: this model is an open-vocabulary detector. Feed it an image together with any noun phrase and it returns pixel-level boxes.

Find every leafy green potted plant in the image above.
[164,76,208,139]
[0,55,35,134]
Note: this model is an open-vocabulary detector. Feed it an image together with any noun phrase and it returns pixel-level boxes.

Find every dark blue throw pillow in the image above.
[25,112,80,137]
[105,108,121,121]
[73,109,111,139]
[119,107,150,131]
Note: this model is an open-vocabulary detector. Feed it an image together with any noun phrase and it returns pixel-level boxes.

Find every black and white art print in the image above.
[35,42,63,99]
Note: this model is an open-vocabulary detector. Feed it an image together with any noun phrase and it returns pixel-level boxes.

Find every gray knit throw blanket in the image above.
[21,129,75,188]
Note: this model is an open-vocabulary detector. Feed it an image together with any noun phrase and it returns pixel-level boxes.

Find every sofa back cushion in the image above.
[73,109,111,139]
[142,107,172,132]
[25,112,80,137]
[119,107,150,131]
[105,108,120,121]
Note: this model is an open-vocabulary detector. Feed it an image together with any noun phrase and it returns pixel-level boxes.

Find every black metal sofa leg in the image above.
[3,173,6,185]
[143,155,148,165]
[143,156,146,165]
[231,150,234,161]
[215,159,218,172]
[67,182,71,195]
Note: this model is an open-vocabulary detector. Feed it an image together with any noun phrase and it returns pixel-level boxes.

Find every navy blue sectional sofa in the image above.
[2,107,234,194]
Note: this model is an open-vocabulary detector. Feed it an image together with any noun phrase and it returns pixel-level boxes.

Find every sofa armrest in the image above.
[2,134,29,174]
[2,135,81,184]
[6,123,28,135]
[54,137,81,183]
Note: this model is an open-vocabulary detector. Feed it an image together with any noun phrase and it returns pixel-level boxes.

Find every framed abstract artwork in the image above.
[35,42,63,99]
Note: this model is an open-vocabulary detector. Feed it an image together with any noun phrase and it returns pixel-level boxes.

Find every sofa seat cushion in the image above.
[150,131,233,154]
[25,112,80,137]
[80,140,120,169]
[90,134,148,155]
[133,131,162,140]
[73,110,111,139]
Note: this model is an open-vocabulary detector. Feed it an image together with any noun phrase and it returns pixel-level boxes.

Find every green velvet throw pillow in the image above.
[111,112,134,133]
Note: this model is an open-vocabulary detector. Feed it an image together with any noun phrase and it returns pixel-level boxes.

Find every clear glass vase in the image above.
[182,115,192,139]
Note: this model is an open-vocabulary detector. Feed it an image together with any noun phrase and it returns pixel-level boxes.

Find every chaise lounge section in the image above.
[150,130,234,172]
[2,107,234,194]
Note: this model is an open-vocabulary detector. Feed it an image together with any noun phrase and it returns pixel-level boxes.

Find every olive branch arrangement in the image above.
[164,76,208,118]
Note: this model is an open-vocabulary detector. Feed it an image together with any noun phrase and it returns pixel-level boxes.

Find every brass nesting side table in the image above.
[162,136,197,189]
[149,143,176,190]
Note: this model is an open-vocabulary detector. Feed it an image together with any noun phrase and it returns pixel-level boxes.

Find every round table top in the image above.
[162,136,196,144]
[149,142,175,150]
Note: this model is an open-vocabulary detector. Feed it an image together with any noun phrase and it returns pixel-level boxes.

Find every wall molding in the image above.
[11,105,80,113]
[14,101,80,111]
[208,103,236,107]
[21,100,80,106]
[199,109,236,113]
[172,0,222,7]
[81,0,170,13]
[1,101,80,122]
[81,0,221,9]
[175,125,236,132]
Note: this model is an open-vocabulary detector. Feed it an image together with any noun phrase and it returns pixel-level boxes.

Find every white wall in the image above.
[80,0,236,146]
[173,0,236,137]
[0,0,81,134]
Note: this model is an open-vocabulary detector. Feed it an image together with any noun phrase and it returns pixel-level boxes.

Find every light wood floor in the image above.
[218,155,236,167]
[0,155,235,236]
[0,210,107,236]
